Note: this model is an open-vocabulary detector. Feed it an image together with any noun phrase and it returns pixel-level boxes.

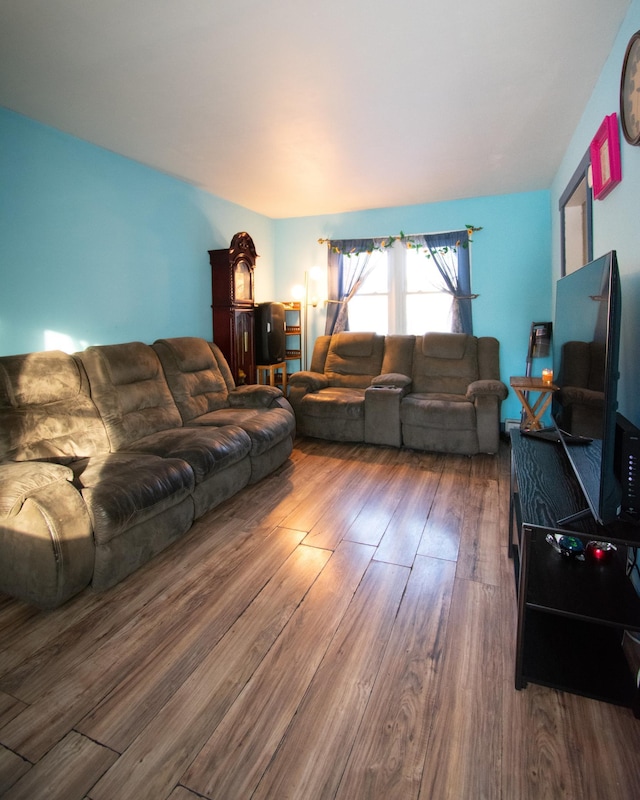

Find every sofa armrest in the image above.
[0,462,94,608]
[371,372,412,393]
[288,371,330,391]
[466,379,508,402]
[0,462,74,518]
[228,384,283,409]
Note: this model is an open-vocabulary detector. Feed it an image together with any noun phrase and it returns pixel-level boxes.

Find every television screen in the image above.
[552,251,621,525]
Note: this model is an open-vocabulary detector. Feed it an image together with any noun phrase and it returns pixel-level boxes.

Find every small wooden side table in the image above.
[510,376,558,431]
[257,362,287,394]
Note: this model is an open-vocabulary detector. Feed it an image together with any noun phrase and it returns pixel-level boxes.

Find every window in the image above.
[348,241,455,335]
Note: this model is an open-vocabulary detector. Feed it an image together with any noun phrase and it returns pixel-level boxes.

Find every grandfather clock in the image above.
[209,232,257,385]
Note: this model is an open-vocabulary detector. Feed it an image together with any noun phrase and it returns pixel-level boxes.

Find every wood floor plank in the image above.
[417,469,464,562]
[181,539,374,799]
[561,692,640,799]
[0,691,26,730]
[0,745,31,797]
[302,460,391,550]
[418,577,504,800]
[3,731,117,800]
[344,464,411,546]
[166,787,205,800]
[74,526,308,752]
[0,526,305,761]
[279,454,365,535]
[88,543,332,800]
[251,560,410,800]
[455,477,502,587]
[374,465,440,566]
[335,554,456,800]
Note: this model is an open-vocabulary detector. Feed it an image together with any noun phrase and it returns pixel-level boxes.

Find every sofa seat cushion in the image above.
[186,407,294,456]
[125,425,251,483]
[401,393,476,430]
[71,453,194,545]
[301,388,366,420]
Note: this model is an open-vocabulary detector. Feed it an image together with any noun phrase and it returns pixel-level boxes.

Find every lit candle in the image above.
[541,368,553,384]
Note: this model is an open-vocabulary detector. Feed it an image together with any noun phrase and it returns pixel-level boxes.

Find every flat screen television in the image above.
[551,250,622,525]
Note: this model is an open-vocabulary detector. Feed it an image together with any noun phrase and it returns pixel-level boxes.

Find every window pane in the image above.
[348,250,387,293]
[406,248,442,292]
[349,295,388,334]
[406,293,452,334]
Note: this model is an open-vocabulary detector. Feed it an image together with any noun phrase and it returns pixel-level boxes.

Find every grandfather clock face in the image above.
[210,231,257,309]
[233,258,252,302]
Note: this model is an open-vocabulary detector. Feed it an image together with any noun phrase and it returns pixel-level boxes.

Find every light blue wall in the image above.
[0,108,276,355]
[551,0,640,427]
[1,105,552,423]
[274,191,552,423]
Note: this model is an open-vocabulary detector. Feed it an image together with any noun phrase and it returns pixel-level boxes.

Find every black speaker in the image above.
[615,413,640,517]
[255,302,286,364]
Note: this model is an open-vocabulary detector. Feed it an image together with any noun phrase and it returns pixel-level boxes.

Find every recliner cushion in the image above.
[401,393,476,430]
[421,332,468,359]
[0,350,110,462]
[185,407,294,456]
[126,425,252,484]
[412,334,479,395]
[153,337,233,421]
[79,343,183,451]
[301,387,366,420]
[324,333,385,388]
[72,453,194,544]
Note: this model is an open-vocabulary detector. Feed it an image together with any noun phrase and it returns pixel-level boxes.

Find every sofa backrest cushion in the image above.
[153,337,235,422]
[324,332,385,388]
[0,350,109,462]
[309,336,332,374]
[411,333,480,395]
[380,335,415,377]
[79,342,183,450]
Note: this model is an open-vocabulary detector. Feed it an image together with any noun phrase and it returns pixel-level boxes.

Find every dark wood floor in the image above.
[1,438,639,799]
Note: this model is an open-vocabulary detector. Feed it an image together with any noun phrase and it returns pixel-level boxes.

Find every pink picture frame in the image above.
[590,113,622,200]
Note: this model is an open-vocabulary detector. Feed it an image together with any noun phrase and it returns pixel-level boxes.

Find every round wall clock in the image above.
[620,30,640,145]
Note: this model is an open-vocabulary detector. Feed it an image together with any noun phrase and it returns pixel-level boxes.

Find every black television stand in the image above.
[520,426,592,446]
[509,430,640,716]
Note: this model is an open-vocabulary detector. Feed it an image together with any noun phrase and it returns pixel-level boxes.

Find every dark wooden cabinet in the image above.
[209,232,258,384]
[509,431,640,716]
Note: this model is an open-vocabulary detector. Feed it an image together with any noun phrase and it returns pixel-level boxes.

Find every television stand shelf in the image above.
[509,430,640,716]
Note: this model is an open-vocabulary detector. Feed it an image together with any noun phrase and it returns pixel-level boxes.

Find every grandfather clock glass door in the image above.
[209,232,257,384]
[233,309,254,385]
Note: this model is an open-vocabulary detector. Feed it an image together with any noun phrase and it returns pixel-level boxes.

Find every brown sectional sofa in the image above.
[0,337,295,609]
[288,331,508,455]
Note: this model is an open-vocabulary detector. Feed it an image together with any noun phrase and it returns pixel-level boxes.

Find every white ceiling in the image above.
[0,1,631,219]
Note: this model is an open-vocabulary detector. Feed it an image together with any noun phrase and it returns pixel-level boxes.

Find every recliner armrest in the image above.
[370,372,412,393]
[0,462,75,518]
[466,379,508,402]
[228,384,283,408]
[288,371,330,391]
[0,461,94,608]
